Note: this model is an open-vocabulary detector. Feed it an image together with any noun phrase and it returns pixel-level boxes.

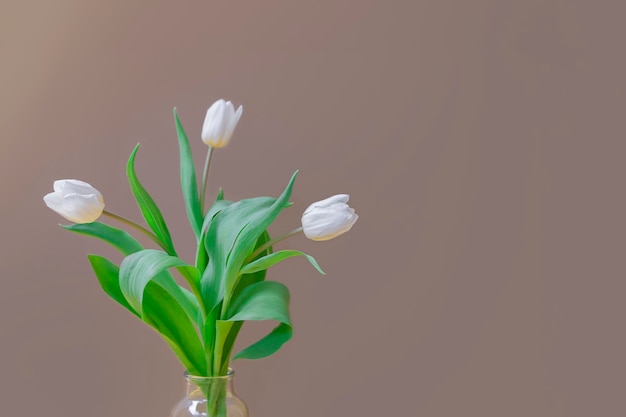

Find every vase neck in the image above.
[171,370,248,417]
[184,371,235,396]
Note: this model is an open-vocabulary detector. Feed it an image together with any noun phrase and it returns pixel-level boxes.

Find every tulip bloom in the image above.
[43,179,105,223]
[201,99,243,148]
[301,194,358,241]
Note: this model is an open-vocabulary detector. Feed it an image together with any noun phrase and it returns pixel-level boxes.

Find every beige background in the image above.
[1,1,625,416]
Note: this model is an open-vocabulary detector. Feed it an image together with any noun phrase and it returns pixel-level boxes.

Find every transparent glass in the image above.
[169,370,249,417]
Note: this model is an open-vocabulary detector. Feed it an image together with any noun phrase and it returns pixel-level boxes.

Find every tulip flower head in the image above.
[301,194,358,241]
[201,99,243,148]
[44,179,105,223]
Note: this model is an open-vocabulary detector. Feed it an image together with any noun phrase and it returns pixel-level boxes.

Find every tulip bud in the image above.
[301,194,358,241]
[43,179,105,223]
[201,99,243,148]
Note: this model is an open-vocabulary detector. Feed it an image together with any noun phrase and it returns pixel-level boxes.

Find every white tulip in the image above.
[43,179,105,223]
[301,194,358,241]
[201,99,243,148]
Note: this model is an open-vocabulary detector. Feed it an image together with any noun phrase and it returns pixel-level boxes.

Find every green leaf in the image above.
[174,108,202,238]
[229,231,272,304]
[65,222,199,322]
[64,221,205,374]
[201,199,234,238]
[86,255,204,374]
[240,250,325,275]
[201,197,275,312]
[87,255,139,317]
[142,281,206,375]
[119,249,200,325]
[227,281,291,322]
[223,172,298,298]
[126,144,176,255]
[202,231,271,373]
[233,323,292,361]
[63,222,143,255]
[195,198,233,270]
[226,281,293,361]
[201,171,298,313]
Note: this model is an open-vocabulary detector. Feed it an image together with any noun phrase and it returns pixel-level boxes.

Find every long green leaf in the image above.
[119,249,200,325]
[229,231,272,305]
[64,221,204,373]
[63,222,143,255]
[196,198,233,271]
[143,281,206,375]
[233,323,292,361]
[200,171,298,315]
[87,255,139,317]
[226,172,297,276]
[229,173,297,271]
[227,281,291,322]
[203,231,271,373]
[223,172,298,307]
[174,108,202,238]
[126,143,176,254]
[226,281,293,360]
[201,199,234,238]
[65,222,199,322]
[87,254,205,374]
[240,250,325,275]
[201,197,275,312]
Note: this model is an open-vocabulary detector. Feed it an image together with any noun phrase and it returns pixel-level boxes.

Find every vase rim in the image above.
[184,369,234,381]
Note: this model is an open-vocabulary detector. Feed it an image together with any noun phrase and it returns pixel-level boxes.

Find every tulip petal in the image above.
[303,194,350,215]
[201,99,243,148]
[62,193,105,223]
[45,179,105,223]
[43,191,64,212]
[54,179,104,202]
[301,194,358,241]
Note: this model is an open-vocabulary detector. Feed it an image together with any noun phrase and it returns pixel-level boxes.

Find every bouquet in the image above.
[43,99,358,379]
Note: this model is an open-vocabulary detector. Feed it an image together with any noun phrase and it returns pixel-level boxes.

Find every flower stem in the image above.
[246,227,304,263]
[102,210,169,252]
[200,146,215,214]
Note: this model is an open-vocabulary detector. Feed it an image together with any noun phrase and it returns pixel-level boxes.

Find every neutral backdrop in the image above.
[1,1,625,416]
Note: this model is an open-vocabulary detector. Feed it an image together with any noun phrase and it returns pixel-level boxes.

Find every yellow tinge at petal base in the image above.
[201,99,243,148]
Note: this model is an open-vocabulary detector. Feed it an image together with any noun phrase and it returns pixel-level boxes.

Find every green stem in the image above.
[245,227,304,263]
[216,322,243,376]
[102,210,169,252]
[205,380,227,417]
[200,146,215,214]
[205,308,218,376]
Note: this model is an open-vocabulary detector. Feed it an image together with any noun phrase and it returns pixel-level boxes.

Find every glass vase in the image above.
[169,370,249,417]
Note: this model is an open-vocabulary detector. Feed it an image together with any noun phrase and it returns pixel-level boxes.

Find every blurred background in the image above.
[1,1,626,416]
